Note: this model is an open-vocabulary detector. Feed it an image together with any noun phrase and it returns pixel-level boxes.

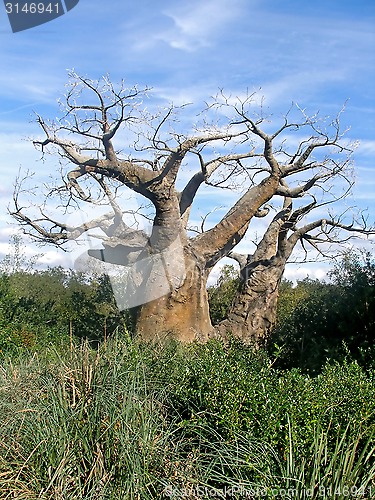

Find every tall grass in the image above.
[276,417,375,498]
[0,340,180,499]
[0,338,374,499]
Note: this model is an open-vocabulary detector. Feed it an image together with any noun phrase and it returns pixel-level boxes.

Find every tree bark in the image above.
[216,258,283,346]
[215,199,293,346]
[135,254,212,342]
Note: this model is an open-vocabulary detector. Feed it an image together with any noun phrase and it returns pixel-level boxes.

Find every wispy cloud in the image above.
[132,0,248,53]
[160,0,246,52]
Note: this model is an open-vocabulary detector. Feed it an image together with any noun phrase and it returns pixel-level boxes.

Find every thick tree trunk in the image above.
[217,259,283,347]
[135,256,212,342]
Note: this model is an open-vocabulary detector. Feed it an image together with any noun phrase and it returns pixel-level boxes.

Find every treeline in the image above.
[209,250,375,374]
[0,236,131,355]
[273,251,375,373]
[0,266,131,355]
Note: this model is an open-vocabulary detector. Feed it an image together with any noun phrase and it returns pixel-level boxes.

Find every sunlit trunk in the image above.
[135,255,213,342]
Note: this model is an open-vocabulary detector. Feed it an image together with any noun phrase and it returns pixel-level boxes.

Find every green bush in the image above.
[0,266,131,356]
[270,251,375,373]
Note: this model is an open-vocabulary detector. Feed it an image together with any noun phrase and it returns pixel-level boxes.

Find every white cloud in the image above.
[37,250,71,268]
[284,264,329,284]
[355,140,375,157]
[133,0,247,53]
[162,0,244,51]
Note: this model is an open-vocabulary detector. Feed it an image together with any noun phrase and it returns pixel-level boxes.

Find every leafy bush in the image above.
[0,266,131,357]
[272,250,375,373]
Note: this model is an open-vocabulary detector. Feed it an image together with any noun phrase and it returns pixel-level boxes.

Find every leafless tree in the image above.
[10,73,370,342]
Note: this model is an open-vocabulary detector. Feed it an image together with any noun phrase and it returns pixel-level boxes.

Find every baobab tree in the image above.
[10,73,368,342]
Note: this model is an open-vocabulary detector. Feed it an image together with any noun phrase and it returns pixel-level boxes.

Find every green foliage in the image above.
[271,250,375,373]
[0,266,129,356]
[165,340,375,457]
[208,264,239,324]
[330,250,375,345]
[0,339,374,498]
[0,234,134,356]
[1,237,374,497]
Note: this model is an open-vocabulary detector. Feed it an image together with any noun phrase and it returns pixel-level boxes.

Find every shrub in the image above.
[271,251,375,373]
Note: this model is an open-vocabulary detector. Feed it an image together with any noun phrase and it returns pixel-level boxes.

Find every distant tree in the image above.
[329,250,375,344]
[0,233,39,274]
[207,264,239,325]
[10,73,373,342]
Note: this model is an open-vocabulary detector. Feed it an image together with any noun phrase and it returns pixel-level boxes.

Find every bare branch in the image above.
[228,251,247,268]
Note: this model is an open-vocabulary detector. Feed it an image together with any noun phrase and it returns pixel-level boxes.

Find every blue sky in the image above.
[0,0,374,281]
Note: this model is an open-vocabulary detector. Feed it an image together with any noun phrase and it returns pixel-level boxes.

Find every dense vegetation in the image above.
[0,238,374,498]
[273,252,375,374]
[1,339,374,499]
[0,236,132,357]
[209,250,375,374]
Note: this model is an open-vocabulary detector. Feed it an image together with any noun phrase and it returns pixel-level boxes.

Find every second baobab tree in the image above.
[11,73,373,343]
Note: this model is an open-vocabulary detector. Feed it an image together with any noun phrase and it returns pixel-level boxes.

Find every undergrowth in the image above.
[0,337,374,499]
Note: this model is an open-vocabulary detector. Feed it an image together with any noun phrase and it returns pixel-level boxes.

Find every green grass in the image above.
[0,337,374,499]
